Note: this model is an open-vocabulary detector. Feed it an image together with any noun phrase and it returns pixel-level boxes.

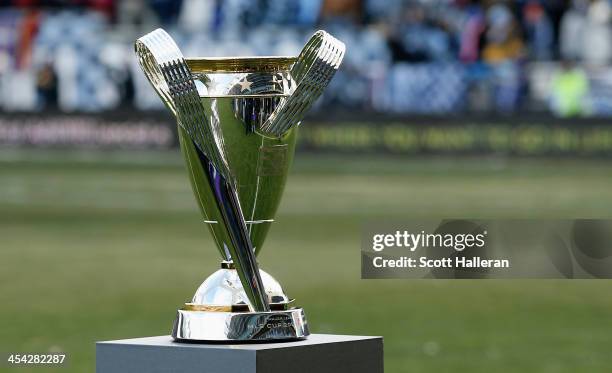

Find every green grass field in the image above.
[2,149,612,372]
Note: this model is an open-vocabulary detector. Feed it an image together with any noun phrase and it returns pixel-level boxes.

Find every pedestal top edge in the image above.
[96,334,382,351]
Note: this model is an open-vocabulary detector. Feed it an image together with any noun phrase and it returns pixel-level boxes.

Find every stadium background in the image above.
[2,0,612,372]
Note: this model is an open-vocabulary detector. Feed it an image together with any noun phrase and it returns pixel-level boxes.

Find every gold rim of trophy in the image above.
[183,300,294,313]
[186,56,297,73]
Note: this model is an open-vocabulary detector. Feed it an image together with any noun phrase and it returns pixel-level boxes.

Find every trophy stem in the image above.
[198,147,271,313]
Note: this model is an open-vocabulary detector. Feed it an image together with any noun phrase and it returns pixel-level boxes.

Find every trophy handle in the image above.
[260,30,345,136]
[135,29,270,313]
[134,29,230,178]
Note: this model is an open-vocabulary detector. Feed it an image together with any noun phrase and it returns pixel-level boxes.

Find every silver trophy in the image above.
[134,29,345,341]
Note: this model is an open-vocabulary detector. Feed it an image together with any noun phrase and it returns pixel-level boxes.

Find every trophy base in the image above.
[171,308,309,342]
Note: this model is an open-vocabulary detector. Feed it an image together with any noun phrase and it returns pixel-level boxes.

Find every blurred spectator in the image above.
[482,4,524,64]
[482,4,525,113]
[36,62,58,109]
[523,1,553,61]
[320,0,361,23]
[550,60,590,117]
[559,0,588,61]
[582,0,612,66]
[389,3,454,62]
[458,2,485,63]
[15,9,39,69]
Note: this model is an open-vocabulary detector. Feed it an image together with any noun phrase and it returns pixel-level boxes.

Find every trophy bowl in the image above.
[135,29,344,342]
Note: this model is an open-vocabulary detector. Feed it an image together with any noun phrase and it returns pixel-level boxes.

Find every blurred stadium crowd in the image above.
[1,0,612,116]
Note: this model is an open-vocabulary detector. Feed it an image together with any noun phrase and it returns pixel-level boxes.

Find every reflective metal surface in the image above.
[190,268,289,309]
[186,70,297,258]
[134,29,231,177]
[261,30,345,136]
[134,28,345,342]
[172,308,309,341]
[135,29,269,313]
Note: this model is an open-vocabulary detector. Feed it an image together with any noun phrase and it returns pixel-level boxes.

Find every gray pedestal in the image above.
[96,334,383,373]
